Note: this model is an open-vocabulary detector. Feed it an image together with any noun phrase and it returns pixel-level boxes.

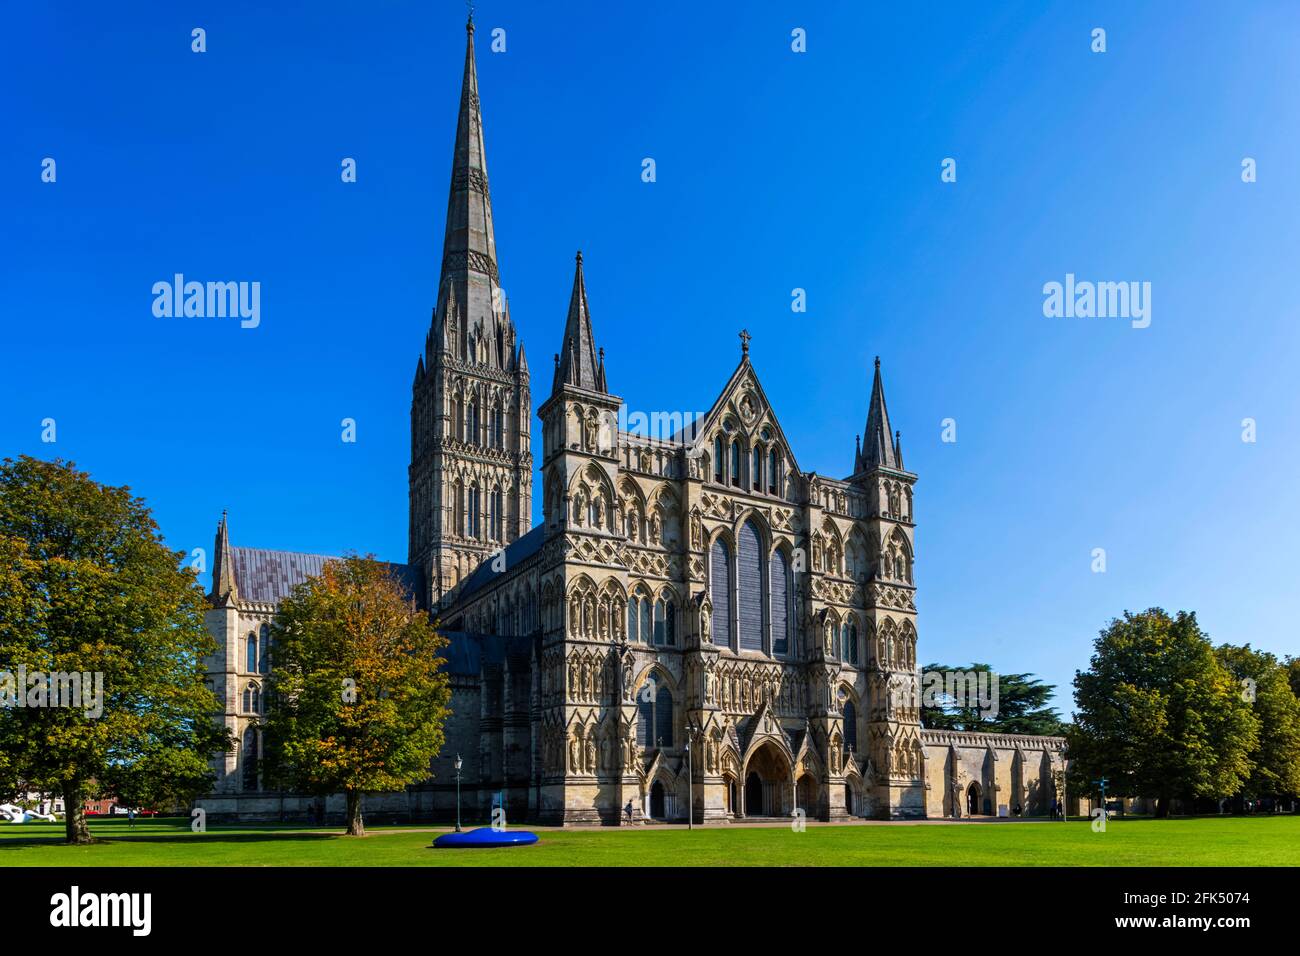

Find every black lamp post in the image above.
[454,753,463,832]
[684,721,700,830]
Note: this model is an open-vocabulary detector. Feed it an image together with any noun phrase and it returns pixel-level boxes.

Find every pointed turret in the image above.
[432,14,508,365]
[553,251,605,393]
[856,357,900,472]
[211,511,238,605]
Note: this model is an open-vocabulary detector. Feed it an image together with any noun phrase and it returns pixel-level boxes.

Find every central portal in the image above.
[743,740,792,817]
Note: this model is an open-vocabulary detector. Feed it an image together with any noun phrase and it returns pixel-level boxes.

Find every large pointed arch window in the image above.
[843,698,858,753]
[246,633,257,673]
[466,398,479,445]
[637,682,674,749]
[738,520,764,652]
[627,595,640,643]
[653,596,676,646]
[714,436,724,482]
[771,548,791,656]
[640,594,652,645]
[730,441,741,486]
[710,538,732,648]
[258,624,270,674]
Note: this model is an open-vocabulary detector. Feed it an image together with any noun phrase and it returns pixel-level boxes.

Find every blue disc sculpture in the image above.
[433,826,539,849]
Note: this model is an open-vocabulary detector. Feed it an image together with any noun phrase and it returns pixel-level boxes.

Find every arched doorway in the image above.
[796,774,817,815]
[966,782,982,816]
[743,741,792,817]
[844,782,854,816]
[650,781,666,819]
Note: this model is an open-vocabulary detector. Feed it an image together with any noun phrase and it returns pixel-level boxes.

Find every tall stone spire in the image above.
[434,14,509,367]
[408,13,532,609]
[553,251,605,393]
[856,356,899,472]
[211,511,238,605]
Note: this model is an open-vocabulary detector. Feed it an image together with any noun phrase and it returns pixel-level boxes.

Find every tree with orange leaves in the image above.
[261,555,450,836]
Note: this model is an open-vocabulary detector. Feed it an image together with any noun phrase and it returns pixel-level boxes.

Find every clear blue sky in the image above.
[4,1,1299,715]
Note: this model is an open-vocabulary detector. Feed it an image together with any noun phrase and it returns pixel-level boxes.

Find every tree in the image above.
[1068,609,1257,817]
[0,456,229,844]
[1215,644,1300,801]
[920,662,1067,736]
[1286,657,1300,700]
[261,555,450,836]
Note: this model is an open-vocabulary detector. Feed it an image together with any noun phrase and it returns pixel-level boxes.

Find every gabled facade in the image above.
[443,290,931,821]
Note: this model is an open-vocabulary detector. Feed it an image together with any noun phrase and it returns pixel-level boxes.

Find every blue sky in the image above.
[4,1,1299,715]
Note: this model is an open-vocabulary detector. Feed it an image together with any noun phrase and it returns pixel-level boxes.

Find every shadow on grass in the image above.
[0,829,344,850]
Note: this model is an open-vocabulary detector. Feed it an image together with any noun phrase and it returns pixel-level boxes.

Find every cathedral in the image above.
[198,18,1064,826]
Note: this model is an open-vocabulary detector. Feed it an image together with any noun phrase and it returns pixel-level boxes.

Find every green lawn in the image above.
[1,815,1296,866]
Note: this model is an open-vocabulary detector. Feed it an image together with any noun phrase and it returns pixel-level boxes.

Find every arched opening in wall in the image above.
[743,741,791,817]
[966,782,982,817]
[650,781,666,819]
[844,782,854,816]
[723,775,737,815]
[796,773,818,815]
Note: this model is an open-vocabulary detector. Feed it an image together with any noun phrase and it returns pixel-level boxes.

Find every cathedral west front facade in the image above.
[197,17,1064,826]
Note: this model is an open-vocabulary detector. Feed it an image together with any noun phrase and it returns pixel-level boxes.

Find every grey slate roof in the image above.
[455,524,545,602]
[230,546,422,606]
[438,630,534,677]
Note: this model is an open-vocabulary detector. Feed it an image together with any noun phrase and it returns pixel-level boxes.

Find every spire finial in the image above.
[740,328,752,356]
[576,249,583,266]
[466,1,475,31]
[874,355,881,371]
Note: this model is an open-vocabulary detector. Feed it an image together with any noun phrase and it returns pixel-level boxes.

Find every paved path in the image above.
[277,816,1070,835]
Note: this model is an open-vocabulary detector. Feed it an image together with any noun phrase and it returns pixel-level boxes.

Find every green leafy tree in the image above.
[0,456,229,844]
[1286,657,1300,700]
[920,662,1067,735]
[1215,644,1300,800]
[1068,609,1257,817]
[261,555,451,836]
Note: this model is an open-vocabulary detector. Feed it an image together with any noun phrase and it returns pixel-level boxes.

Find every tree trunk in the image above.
[1154,793,1170,819]
[62,780,93,845]
[346,790,365,837]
